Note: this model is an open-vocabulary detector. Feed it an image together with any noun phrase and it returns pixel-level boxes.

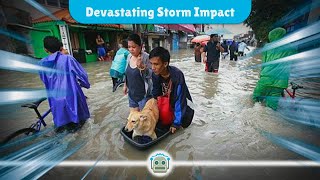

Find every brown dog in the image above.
[125,98,159,140]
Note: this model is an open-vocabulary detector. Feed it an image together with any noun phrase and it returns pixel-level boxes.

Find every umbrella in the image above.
[191,35,210,43]
[205,28,233,35]
[201,41,208,46]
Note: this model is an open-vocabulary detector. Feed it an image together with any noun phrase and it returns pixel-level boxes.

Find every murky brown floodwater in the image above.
[1,48,319,179]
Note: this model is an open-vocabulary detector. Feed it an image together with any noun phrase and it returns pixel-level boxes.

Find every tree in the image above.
[245,0,306,45]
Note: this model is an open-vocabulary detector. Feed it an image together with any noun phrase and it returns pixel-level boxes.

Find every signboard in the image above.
[59,25,73,56]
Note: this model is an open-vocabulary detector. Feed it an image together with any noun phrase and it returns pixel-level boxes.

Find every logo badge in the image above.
[148,151,172,177]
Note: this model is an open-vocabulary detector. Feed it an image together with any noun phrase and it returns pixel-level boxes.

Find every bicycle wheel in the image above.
[1,128,37,144]
[116,81,124,88]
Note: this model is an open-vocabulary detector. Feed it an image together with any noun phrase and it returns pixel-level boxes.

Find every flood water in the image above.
[1,48,320,179]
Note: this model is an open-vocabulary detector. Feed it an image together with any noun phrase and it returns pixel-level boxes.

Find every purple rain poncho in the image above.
[39,52,90,127]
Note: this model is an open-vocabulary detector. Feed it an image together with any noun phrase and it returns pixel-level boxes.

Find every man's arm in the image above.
[172,73,188,128]
[203,45,208,62]
[217,43,224,52]
[70,56,90,89]
[38,60,45,82]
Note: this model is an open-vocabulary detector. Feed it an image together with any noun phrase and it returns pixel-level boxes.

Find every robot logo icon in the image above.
[148,151,172,176]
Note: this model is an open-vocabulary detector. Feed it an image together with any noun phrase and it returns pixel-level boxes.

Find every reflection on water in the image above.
[1,48,320,178]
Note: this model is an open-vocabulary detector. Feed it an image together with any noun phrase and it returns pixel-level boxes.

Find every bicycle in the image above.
[282,82,303,99]
[113,76,125,92]
[1,97,50,144]
[279,82,318,127]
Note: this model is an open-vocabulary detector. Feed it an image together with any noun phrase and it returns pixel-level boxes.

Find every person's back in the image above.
[238,41,250,56]
[111,47,129,74]
[229,41,238,61]
[253,28,297,110]
[238,42,246,51]
[229,41,238,52]
[221,41,228,52]
[194,43,201,62]
[110,40,130,92]
[39,36,90,130]
[221,41,229,59]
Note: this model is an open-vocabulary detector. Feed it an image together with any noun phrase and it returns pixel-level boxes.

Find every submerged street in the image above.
[0,48,319,179]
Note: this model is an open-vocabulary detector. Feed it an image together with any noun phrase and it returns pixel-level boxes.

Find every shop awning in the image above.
[32,9,123,29]
[157,24,195,33]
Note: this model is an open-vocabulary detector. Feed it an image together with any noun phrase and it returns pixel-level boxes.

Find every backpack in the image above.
[157,80,174,125]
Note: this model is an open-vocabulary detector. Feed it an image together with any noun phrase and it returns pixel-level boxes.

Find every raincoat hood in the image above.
[268,27,286,42]
[46,52,59,61]
[40,52,60,68]
[253,27,297,110]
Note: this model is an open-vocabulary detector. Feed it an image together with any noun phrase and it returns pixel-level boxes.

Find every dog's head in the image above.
[125,111,148,132]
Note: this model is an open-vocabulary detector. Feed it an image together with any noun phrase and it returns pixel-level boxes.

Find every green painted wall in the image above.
[31,21,66,58]
[78,33,86,49]
[86,54,97,63]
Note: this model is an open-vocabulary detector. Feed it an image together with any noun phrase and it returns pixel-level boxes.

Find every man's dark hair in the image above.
[121,39,128,48]
[210,34,218,38]
[127,33,142,46]
[149,47,170,64]
[44,36,61,53]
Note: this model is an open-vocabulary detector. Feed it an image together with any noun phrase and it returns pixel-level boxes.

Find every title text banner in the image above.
[70,0,251,24]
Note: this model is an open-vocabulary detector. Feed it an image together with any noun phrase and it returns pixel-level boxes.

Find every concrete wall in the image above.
[147,35,166,51]
[179,33,188,49]
[0,3,34,55]
[0,6,15,52]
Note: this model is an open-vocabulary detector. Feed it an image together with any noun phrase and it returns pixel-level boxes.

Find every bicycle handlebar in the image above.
[290,82,303,89]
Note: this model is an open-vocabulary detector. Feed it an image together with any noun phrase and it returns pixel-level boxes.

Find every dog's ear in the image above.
[127,111,134,120]
[139,114,147,121]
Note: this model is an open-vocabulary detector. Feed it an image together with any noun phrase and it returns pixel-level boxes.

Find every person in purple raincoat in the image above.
[39,36,90,132]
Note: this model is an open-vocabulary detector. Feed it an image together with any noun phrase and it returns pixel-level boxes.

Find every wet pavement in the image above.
[1,48,320,179]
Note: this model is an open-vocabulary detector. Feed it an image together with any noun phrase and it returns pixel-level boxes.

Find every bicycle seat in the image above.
[21,97,47,109]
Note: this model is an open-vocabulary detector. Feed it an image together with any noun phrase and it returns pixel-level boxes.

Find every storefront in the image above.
[31,9,124,63]
[142,25,170,53]
[157,24,195,50]
[67,24,124,63]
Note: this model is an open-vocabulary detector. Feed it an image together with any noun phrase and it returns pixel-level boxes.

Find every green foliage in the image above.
[245,0,306,45]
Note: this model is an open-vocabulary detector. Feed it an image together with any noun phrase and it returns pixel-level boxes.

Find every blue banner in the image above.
[69,0,251,24]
